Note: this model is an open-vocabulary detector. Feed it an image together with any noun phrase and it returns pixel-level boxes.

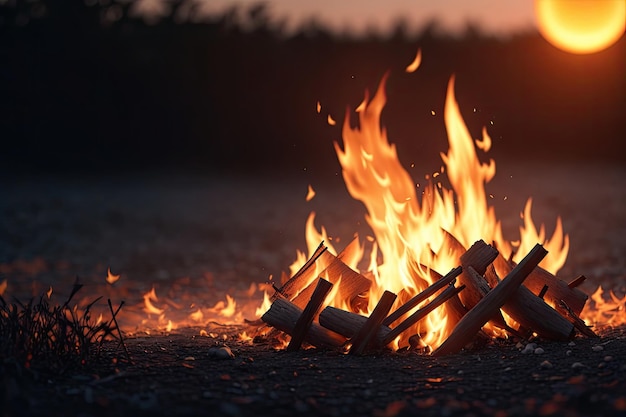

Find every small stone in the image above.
[566,350,572,356]
[515,342,524,349]
[604,356,613,362]
[571,362,585,369]
[540,360,553,369]
[534,348,544,355]
[522,343,537,354]
[208,345,235,360]
[568,341,576,347]
[591,345,604,352]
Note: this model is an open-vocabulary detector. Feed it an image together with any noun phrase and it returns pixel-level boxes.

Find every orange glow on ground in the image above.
[535,0,625,54]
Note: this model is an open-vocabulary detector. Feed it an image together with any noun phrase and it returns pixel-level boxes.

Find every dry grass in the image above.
[0,279,127,373]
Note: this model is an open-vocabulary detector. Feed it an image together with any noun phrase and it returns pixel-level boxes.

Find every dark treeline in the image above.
[1,1,624,177]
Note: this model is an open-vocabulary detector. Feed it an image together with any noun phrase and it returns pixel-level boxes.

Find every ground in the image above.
[1,160,625,416]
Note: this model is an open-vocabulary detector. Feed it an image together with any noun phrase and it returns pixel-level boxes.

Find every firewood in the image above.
[484,265,575,341]
[287,278,334,351]
[420,265,468,327]
[567,275,586,289]
[556,300,599,338]
[493,255,587,316]
[349,291,397,355]
[458,240,499,310]
[291,256,371,309]
[432,243,548,357]
[381,283,465,346]
[319,306,393,342]
[262,297,346,348]
[273,242,335,301]
[382,266,462,326]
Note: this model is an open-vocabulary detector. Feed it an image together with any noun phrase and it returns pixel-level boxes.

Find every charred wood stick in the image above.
[568,275,587,289]
[262,297,346,348]
[383,266,462,326]
[458,240,499,311]
[466,266,522,338]
[381,284,465,346]
[484,265,574,340]
[493,255,587,316]
[287,278,334,351]
[291,257,371,309]
[319,307,393,343]
[421,265,468,327]
[557,300,599,338]
[349,291,397,355]
[433,243,548,357]
[273,241,334,302]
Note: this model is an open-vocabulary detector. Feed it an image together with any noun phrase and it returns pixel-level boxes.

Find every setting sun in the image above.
[535,0,626,54]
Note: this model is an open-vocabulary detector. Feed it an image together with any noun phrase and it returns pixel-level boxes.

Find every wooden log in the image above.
[291,256,371,309]
[319,306,393,343]
[349,291,397,355]
[381,284,465,346]
[382,266,462,327]
[556,300,599,338]
[567,275,587,289]
[421,265,468,328]
[287,278,334,351]
[493,255,587,316]
[458,240,499,310]
[272,242,335,301]
[484,265,574,341]
[261,297,346,348]
[433,243,548,357]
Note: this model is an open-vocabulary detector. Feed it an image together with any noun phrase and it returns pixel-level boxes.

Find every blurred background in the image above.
[1,0,624,178]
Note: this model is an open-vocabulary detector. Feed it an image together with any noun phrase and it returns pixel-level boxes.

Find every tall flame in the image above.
[325,72,570,348]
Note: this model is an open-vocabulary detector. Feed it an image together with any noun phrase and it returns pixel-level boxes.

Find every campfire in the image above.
[1,52,624,359]
[256,54,624,354]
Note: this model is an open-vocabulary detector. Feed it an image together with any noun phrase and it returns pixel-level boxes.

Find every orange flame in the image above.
[106,267,121,284]
[405,48,422,73]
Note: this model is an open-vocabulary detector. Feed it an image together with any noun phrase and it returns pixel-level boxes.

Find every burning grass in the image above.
[0,279,128,374]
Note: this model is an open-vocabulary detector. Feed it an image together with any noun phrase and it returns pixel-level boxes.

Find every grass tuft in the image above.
[0,278,128,373]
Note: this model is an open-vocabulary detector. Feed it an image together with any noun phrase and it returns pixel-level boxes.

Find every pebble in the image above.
[571,362,585,369]
[534,348,544,355]
[208,345,235,360]
[566,350,572,356]
[521,343,537,354]
[540,360,553,369]
[604,356,613,362]
[592,345,604,352]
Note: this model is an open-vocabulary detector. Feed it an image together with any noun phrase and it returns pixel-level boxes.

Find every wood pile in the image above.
[261,239,596,356]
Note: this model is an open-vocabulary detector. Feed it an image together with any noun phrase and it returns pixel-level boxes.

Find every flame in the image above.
[327,114,336,126]
[316,100,322,114]
[143,287,164,315]
[106,267,121,284]
[0,279,6,295]
[581,287,626,327]
[306,185,316,202]
[405,48,422,73]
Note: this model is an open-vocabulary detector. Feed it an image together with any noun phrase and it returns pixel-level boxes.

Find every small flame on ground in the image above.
[405,48,422,73]
[0,279,8,296]
[306,185,316,202]
[106,267,121,284]
[316,101,322,114]
[327,114,336,126]
[143,287,164,315]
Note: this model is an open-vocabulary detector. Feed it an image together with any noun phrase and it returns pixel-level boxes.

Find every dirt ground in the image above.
[1,160,625,416]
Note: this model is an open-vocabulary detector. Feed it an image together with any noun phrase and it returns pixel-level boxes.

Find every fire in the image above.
[581,287,626,327]
[106,268,121,284]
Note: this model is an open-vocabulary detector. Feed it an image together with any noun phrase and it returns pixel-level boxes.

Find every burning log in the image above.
[380,284,465,346]
[274,242,371,310]
[287,278,334,351]
[493,255,587,316]
[433,243,548,356]
[483,265,575,340]
[556,300,599,338]
[349,290,397,355]
[458,240,499,311]
[318,282,465,348]
[261,296,346,349]
[383,266,462,326]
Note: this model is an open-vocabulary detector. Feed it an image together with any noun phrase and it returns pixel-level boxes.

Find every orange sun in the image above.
[535,0,625,54]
